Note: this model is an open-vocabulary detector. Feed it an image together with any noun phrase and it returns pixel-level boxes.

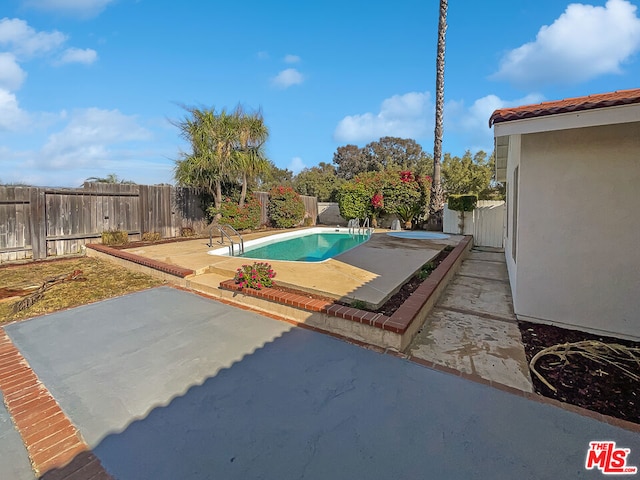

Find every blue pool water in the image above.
[238,232,369,262]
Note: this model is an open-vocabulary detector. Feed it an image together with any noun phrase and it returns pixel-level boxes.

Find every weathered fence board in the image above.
[0,184,206,262]
[1,184,318,262]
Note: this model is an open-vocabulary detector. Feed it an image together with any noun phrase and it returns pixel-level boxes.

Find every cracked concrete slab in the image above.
[409,248,533,392]
[438,275,515,320]
[409,308,533,392]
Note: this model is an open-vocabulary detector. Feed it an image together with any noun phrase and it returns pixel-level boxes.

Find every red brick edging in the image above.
[86,243,194,278]
[0,329,112,479]
[219,236,473,335]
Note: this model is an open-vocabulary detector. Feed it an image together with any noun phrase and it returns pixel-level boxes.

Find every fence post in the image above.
[28,187,47,259]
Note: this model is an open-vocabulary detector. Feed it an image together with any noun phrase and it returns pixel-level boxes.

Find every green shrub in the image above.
[350,299,369,310]
[268,186,305,228]
[447,194,478,212]
[101,229,128,246]
[396,203,422,229]
[234,262,276,290]
[337,180,371,220]
[207,194,262,230]
[417,262,436,280]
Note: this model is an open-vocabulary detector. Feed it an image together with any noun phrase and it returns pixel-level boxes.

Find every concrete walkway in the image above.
[2,287,639,479]
[408,247,533,392]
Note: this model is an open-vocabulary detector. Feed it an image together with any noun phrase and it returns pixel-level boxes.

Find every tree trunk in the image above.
[428,0,448,230]
[215,180,222,210]
[239,173,248,207]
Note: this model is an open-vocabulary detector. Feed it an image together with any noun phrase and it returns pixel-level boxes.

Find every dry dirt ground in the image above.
[0,257,163,323]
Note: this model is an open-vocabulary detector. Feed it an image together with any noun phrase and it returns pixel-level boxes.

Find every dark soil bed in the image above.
[368,247,452,316]
[519,321,640,424]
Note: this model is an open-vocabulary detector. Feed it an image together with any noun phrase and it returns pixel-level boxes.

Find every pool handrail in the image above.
[348,218,372,236]
[208,224,245,256]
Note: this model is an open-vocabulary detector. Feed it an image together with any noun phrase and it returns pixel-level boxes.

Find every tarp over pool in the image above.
[386,231,450,240]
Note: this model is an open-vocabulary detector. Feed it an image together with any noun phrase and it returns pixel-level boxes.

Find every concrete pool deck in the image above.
[114,229,465,309]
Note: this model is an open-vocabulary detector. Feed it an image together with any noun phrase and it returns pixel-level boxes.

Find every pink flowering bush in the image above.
[234,262,276,290]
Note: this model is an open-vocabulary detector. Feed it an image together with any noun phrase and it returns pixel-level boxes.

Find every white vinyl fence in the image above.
[443,200,505,248]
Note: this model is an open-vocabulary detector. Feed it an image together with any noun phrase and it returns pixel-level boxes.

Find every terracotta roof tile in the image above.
[489,88,640,126]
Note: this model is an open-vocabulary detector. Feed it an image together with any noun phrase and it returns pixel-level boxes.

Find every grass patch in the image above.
[0,257,163,323]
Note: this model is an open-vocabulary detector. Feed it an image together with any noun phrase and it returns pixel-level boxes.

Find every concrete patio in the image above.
[1,287,639,479]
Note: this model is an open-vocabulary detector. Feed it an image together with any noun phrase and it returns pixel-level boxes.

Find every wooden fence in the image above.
[1,185,319,262]
[0,184,206,262]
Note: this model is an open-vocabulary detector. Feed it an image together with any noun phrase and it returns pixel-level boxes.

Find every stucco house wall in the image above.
[505,121,640,339]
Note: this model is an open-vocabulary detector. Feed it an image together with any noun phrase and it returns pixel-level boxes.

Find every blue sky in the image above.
[1,0,640,186]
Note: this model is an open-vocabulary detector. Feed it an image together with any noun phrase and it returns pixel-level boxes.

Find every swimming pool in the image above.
[208,228,371,262]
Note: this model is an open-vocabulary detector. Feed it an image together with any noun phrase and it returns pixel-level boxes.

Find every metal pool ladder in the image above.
[208,224,244,256]
[348,218,373,236]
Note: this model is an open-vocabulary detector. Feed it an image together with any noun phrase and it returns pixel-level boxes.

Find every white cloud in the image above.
[0,88,30,131]
[334,91,432,143]
[272,68,304,88]
[446,93,545,151]
[0,53,27,91]
[40,108,152,169]
[492,0,640,88]
[284,54,301,64]
[0,18,66,58]
[56,47,98,65]
[288,156,306,174]
[22,0,115,18]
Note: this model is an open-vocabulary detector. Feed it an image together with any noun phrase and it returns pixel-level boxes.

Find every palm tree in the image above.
[234,107,269,206]
[428,0,448,229]
[175,106,236,209]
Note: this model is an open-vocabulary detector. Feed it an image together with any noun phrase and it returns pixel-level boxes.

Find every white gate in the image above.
[443,200,505,248]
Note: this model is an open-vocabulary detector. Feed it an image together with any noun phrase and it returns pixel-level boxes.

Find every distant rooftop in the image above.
[489,88,640,126]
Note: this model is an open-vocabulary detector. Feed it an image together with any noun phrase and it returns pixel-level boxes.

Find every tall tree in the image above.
[174,106,269,209]
[174,107,234,209]
[428,0,448,228]
[362,137,429,172]
[332,144,366,180]
[442,150,493,195]
[293,162,344,201]
[256,161,293,191]
[333,138,431,180]
[234,107,269,206]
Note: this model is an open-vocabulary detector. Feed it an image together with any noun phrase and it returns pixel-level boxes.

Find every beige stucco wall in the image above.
[504,134,520,303]
[511,122,640,339]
